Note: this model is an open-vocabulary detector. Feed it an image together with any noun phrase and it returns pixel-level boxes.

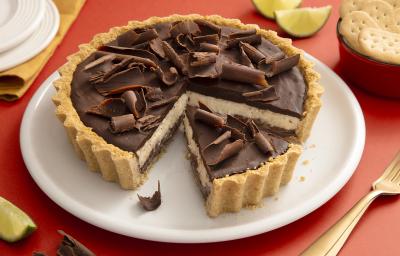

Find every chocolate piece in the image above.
[84,54,114,70]
[263,52,285,65]
[170,20,201,38]
[220,63,268,87]
[97,47,159,67]
[145,87,164,101]
[86,98,127,118]
[226,34,261,48]
[189,52,217,67]
[194,109,225,127]
[242,87,279,103]
[110,114,136,133]
[148,96,179,109]
[247,119,259,137]
[161,41,186,74]
[153,22,172,40]
[225,114,248,141]
[254,132,275,154]
[95,83,149,96]
[204,139,244,166]
[240,42,265,64]
[239,46,254,68]
[176,34,196,52]
[135,115,161,132]
[121,90,140,118]
[194,19,221,36]
[204,130,231,150]
[153,66,178,86]
[149,38,165,58]
[265,54,300,78]
[192,34,219,45]
[57,230,95,256]
[228,29,256,39]
[198,42,219,53]
[116,30,139,46]
[138,88,148,116]
[137,181,161,211]
[131,28,159,46]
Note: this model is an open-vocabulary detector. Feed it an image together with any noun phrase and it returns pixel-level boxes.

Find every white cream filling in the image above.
[183,115,212,192]
[136,94,188,167]
[187,91,300,131]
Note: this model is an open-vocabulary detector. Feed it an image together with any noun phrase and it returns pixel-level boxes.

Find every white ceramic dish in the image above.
[20,54,365,243]
[0,0,45,53]
[0,0,59,72]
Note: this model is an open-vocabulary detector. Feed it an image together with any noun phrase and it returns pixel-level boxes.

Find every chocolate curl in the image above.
[224,125,246,141]
[263,52,285,65]
[204,139,244,166]
[153,66,178,86]
[254,132,275,154]
[226,34,261,48]
[138,88,148,116]
[97,47,159,67]
[86,98,127,118]
[148,96,179,110]
[242,87,280,103]
[154,22,172,40]
[189,52,217,67]
[100,57,133,83]
[96,84,149,96]
[110,114,136,133]
[121,90,141,118]
[131,28,159,46]
[198,42,220,53]
[149,38,165,58]
[225,114,248,141]
[265,54,300,77]
[145,87,164,101]
[194,19,221,36]
[135,115,161,132]
[192,34,219,45]
[117,30,139,46]
[203,130,232,151]
[161,41,186,74]
[239,46,254,68]
[84,54,115,70]
[228,29,257,39]
[176,34,196,52]
[137,181,161,211]
[220,63,268,87]
[57,230,95,256]
[247,119,259,137]
[194,109,225,127]
[239,42,265,64]
[170,20,201,38]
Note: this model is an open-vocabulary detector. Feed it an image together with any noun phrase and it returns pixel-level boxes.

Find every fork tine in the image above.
[380,151,400,181]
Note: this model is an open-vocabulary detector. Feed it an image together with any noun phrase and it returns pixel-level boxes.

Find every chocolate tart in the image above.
[53,14,322,216]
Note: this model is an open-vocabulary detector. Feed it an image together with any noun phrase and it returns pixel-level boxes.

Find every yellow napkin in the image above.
[0,0,86,101]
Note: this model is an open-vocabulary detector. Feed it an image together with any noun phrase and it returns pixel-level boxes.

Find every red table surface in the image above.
[1,0,399,255]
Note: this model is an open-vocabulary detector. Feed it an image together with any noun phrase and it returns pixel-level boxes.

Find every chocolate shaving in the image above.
[161,41,186,74]
[176,33,196,52]
[263,52,285,64]
[254,132,275,154]
[84,54,114,70]
[242,87,279,102]
[145,87,164,101]
[131,28,159,46]
[189,52,217,67]
[116,30,139,47]
[192,34,219,45]
[100,57,133,83]
[204,139,244,166]
[194,19,221,36]
[239,46,254,68]
[265,54,300,77]
[224,125,246,141]
[247,119,259,137]
[149,38,165,58]
[56,230,95,256]
[194,109,225,127]
[228,29,257,39]
[110,114,136,133]
[137,181,161,211]
[121,90,140,118]
[135,115,161,132]
[96,84,149,96]
[138,88,148,116]
[198,42,219,53]
[97,47,159,67]
[225,114,248,141]
[226,34,261,48]
[203,130,231,151]
[154,22,172,40]
[86,98,127,118]
[239,42,266,64]
[170,21,201,38]
[220,63,268,87]
[148,96,179,109]
[153,66,178,86]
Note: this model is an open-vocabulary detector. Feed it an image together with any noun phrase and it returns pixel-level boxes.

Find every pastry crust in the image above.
[53,14,322,189]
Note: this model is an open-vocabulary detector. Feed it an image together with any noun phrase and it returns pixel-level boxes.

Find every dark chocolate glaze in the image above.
[70,21,306,154]
[186,106,289,180]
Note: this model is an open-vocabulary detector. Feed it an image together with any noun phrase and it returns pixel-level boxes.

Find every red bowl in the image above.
[336,21,400,99]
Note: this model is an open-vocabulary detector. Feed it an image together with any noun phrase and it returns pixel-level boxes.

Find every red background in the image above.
[1,0,400,255]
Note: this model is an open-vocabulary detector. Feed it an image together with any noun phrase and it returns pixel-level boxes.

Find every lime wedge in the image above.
[275,6,332,38]
[0,197,36,242]
[252,0,302,19]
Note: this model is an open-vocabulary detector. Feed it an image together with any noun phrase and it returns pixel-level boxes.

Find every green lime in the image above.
[275,6,332,38]
[252,0,302,19]
[0,197,36,242]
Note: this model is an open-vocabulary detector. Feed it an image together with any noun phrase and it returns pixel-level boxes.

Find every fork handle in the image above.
[300,190,383,256]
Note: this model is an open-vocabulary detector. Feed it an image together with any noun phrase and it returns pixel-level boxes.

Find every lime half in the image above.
[252,0,302,19]
[275,6,332,38]
[0,197,36,242]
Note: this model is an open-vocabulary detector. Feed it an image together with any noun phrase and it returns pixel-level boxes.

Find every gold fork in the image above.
[301,151,400,256]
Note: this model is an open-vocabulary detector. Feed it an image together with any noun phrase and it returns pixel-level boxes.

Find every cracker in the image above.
[359,27,400,64]
[391,8,400,32]
[360,0,397,32]
[339,11,380,49]
[340,0,365,17]
[383,0,400,8]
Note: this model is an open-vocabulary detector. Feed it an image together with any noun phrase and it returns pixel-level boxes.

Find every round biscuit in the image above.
[360,0,396,31]
[340,0,365,17]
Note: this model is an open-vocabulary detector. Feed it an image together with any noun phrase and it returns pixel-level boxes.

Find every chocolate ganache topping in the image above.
[71,19,306,153]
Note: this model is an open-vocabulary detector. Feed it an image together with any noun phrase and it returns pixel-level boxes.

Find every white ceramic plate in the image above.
[20,54,365,243]
[0,0,45,53]
[0,0,59,72]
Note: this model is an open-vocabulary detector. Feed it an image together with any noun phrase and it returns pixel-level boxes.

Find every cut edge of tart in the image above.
[52,14,322,191]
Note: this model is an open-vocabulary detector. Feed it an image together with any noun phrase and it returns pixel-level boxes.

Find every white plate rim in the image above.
[0,0,60,72]
[20,53,366,243]
[0,0,46,53]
